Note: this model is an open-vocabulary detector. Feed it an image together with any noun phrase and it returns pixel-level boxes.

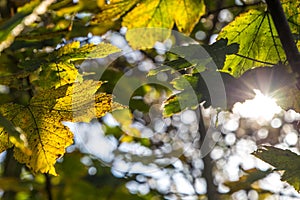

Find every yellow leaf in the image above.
[112,108,141,138]
[93,0,139,23]
[39,62,81,89]
[93,0,206,49]
[57,41,81,57]
[125,28,172,50]
[37,42,120,89]
[122,0,173,30]
[0,80,114,175]
[55,80,113,122]
[173,0,206,34]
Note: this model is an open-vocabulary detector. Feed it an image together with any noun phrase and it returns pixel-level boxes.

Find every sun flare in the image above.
[232,89,282,121]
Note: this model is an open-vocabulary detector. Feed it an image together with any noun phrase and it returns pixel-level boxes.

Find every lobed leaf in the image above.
[218,9,286,77]
[93,0,205,49]
[0,80,114,175]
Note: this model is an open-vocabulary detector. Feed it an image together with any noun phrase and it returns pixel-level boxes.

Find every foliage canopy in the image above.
[1,0,300,199]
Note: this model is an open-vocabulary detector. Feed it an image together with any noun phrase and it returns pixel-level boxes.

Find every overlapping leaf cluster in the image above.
[0,41,120,175]
[148,39,239,116]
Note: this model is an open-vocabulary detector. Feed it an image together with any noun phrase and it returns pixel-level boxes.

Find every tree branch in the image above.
[265,0,300,86]
[198,107,219,200]
[2,148,22,200]
[45,174,53,200]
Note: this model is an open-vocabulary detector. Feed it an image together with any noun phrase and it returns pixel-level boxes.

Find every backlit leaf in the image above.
[36,42,120,89]
[253,146,300,191]
[92,0,139,23]
[163,90,202,117]
[148,39,238,76]
[173,0,206,33]
[94,0,205,49]
[111,108,141,140]
[282,0,300,33]
[218,9,285,77]
[0,80,114,175]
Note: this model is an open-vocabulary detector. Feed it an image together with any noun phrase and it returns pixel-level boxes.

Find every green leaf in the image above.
[218,9,286,77]
[163,70,230,116]
[203,39,239,70]
[163,90,202,117]
[171,74,198,90]
[253,146,300,191]
[282,0,300,33]
[149,39,238,76]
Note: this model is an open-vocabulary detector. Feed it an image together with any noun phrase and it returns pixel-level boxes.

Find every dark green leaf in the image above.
[253,146,300,191]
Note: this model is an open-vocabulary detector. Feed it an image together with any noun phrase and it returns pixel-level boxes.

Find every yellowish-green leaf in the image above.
[125,28,172,50]
[253,146,300,191]
[57,42,121,63]
[54,80,113,122]
[122,0,173,30]
[0,72,30,89]
[37,42,120,89]
[173,0,206,33]
[54,0,99,17]
[111,108,141,139]
[94,0,205,49]
[57,41,81,57]
[38,62,81,89]
[163,90,201,117]
[282,0,300,33]
[92,0,139,23]
[0,80,114,175]
[122,0,205,33]
[218,9,286,77]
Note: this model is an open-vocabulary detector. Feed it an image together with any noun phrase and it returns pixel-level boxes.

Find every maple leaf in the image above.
[218,9,285,77]
[0,80,113,175]
[93,0,205,49]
